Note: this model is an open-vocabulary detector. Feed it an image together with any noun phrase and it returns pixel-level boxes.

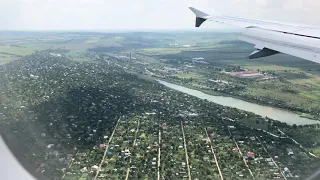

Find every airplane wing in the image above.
[189,7,320,64]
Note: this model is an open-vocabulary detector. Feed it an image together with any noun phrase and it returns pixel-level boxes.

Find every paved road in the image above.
[158,130,161,180]
[204,127,224,180]
[277,128,317,158]
[125,119,140,180]
[255,135,287,180]
[94,117,121,180]
[181,121,191,180]
[227,128,255,179]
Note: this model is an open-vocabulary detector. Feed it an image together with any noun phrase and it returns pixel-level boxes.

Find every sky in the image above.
[0,0,319,30]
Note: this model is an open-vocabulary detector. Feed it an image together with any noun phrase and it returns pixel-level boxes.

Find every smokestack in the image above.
[130,52,132,61]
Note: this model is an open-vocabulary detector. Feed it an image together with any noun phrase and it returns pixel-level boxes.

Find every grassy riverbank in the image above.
[155,77,320,123]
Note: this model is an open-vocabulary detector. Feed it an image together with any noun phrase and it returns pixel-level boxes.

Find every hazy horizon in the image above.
[0,29,242,32]
[0,0,319,31]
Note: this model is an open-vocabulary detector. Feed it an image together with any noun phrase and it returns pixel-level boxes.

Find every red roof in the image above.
[247,152,255,158]
[99,144,105,148]
[232,147,239,151]
[162,123,167,129]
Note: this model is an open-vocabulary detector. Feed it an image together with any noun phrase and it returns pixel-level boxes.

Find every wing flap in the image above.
[189,7,320,62]
[238,29,320,63]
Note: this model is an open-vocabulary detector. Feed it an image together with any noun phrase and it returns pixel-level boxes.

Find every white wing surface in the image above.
[189,7,320,64]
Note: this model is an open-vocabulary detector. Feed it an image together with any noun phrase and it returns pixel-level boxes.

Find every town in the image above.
[0,49,319,180]
[1,31,320,180]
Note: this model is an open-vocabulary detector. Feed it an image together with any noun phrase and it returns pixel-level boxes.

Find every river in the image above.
[158,80,319,125]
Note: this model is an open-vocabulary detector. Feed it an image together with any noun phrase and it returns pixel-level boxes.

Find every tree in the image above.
[206,175,213,180]
[137,172,143,179]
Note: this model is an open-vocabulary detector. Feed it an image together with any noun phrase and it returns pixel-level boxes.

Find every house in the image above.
[247,152,255,159]
[124,149,131,156]
[192,57,204,60]
[162,123,167,130]
[228,126,236,129]
[268,162,275,166]
[52,150,59,157]
[99,144,105,148]
[210,133,217,139]
[77,153,87,157]
[47,144,54,148]
[80,167,88,172]
[284,167,289,172]
[203,156,209,161]
[39,163,46,168]
[178,145,183,149]
[232,147,239,154]
[287,149,294,155]
[91,165,99,171]
[265,158,272,162]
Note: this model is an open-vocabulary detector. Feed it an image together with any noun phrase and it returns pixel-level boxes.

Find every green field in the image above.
[176,72,204,80]
[310,147,320,157]
[0,45,36,56]
[0,45,38,64]
[224,55,320,73]
[0,54,19,64]
[141,45,227,55]
[66,50,90,62]
[85,37,101,43]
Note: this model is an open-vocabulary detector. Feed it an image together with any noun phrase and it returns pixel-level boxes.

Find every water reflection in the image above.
[158,80,318,125]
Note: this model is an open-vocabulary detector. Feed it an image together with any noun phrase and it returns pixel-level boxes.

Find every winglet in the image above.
[189,7,210,27]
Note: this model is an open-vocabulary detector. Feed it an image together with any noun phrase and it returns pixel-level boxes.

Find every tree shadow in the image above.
[3,85,141,179]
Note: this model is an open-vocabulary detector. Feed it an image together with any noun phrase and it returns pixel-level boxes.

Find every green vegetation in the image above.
[0,54,18,64]
[176,72,204,80]
[1,31,320,180]
[0,45,36,56]
[66,50,91,62]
